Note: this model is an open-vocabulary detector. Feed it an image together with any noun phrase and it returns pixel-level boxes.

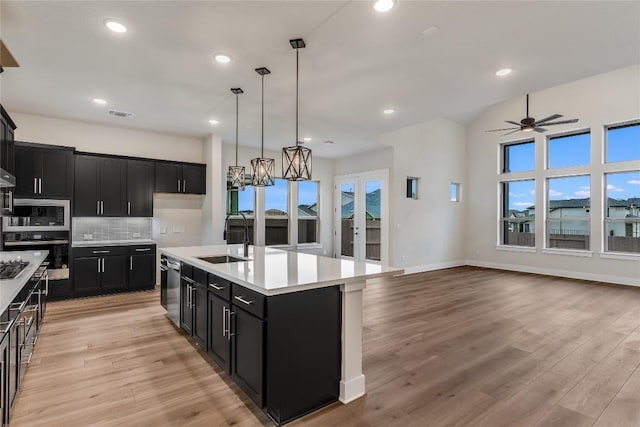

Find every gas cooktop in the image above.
[0,260,30,280]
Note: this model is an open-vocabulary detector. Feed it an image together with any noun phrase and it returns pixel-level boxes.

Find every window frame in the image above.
[603,170,640,254]
[501,139,535,174]
[605,120,640,164]
[546,129,591,170]
[297,180,320,245]
[499,179,536,248]
[544,174,591,251]
[264,178,291,246]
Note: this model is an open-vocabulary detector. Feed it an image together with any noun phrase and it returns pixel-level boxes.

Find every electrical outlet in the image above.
[132,232,141,238]
[160,227,167,234]
[401,254,406,261]
[83,234,93,240]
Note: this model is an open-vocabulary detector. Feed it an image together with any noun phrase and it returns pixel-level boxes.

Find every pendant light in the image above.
[228,87,245,191]
[251,67,275,187]
[282,38,312,181]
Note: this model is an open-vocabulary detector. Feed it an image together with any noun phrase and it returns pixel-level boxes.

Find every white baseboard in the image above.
[339,374,366,404]
[465,259,640,288]
[402,260,466,275]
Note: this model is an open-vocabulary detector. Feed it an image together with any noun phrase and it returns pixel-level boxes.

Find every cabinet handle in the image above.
[234,295,253,305]
[100,201,104,215]
[34,178,37,194]
[135,248,151,252]
[97,258,100,273]
[97,200,100,215]
[222,307,227,337]
[183,179,186,193]
[209,283,224,291]
[130,256,133,271]
[227,310,234,340]
[182,276,194,284]
[178,180,180,192]
[102,258,105,273]
[38,178,42,194]
[8,189,13,211]
[92,250,110,254]
[128,201,131,215]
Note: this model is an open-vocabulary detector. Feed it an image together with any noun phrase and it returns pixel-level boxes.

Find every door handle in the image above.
[97,200,100,215]
[227,310,234,340]
[38,178,42,194]
[34,178,37,194]
[178,180,181,192]
[128,201,131,215]
[97,258,100,273]
[183,180,186,193]
[130,256,133,271]
[102,258,105,273]
[100,201,104,215]
[222,307,227,337]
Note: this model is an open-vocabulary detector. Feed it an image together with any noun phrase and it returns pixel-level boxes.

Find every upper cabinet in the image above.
[14,142,73,199]
[126,159,154,217]
[155,161,206,195]
[74,154,126,216]
[1,106,16,177]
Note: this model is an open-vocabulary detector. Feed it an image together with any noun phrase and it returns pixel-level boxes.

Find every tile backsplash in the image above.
[73,217,152,242]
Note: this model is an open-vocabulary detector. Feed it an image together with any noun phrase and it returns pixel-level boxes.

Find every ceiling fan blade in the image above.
[541,118,579,126]
[533,127,547,133]
[505,120,521,126]
[485,127,520,132]
[535,114,562,125]
[501,129,521,136]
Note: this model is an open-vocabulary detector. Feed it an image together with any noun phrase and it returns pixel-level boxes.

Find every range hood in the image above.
[0,168,16,188]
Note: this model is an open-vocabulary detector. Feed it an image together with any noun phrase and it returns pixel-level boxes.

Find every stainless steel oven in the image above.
[2,199,70,232]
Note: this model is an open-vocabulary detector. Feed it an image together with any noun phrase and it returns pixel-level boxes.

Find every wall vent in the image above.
[108,109,133,118]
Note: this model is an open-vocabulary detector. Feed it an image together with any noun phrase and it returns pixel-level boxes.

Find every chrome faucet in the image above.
[224,211,250,258]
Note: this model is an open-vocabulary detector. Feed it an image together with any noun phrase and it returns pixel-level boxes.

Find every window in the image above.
[298,181,319,244]
[548,132,590,169]
[450,183,460,202]
[501,180,535,247]
[265,178,289,245]
[546,175,591,250]
[605,171,640,253]
[406,177,419,199]
[606,122,640,163]
[502,141,535,173]
[226,182,255,244]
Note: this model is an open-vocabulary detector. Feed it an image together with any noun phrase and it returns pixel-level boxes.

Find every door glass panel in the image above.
[365,180,381,261]
[340,183,355,257]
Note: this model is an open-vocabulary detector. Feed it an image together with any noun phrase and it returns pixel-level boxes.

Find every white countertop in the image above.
[1,250,49,315]
[72,239,156,247]
[160,245,403,296]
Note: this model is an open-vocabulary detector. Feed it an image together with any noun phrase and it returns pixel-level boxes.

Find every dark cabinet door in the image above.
[73,257,101,292]
[41,149,73,197]
[208,293,230,373]
[181,279,194,335]
[193,283,208,348]
[232,308,265,407]
[182,164,206,194]
[127,159,154,216]
[99,157,126,216]
[101,255,127,290]
[14,145,37,197]
[155,162,181,193]
[1,118,15,176]
[74,155,99,216]
[129,253,155,289]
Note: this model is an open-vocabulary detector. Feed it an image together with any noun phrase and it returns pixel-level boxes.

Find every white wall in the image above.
[334,147,393,176]
[202,134,225,245]
[9,112,203,162]
[465,65,640,286]
[220,143,335,256]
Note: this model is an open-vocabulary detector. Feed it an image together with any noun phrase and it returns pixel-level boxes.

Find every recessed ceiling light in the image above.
[383,108,395,115]
[214,54,232,64]
[303,137,312,142]
[495,68,512,77]
[373,0,395,12]
[324,140,334,145]
[208,119,219,125]
[422,26,440,37]
[93,98,107,105]
[104,19,127,33]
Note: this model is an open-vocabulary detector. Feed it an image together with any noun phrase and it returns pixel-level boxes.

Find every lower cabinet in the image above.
[72,244,156,297]
[173,263,342,426]
[1,334,8,426]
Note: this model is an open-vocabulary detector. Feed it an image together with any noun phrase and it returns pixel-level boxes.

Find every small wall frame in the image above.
[406,177,419,199]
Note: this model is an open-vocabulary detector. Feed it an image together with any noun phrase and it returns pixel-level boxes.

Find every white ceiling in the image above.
[1,1,639,158]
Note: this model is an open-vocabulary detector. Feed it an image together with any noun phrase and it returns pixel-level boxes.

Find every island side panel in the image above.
[340,280,366,403]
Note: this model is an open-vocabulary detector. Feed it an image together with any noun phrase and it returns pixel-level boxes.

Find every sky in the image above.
[506,125,639,210]
[237,179,320,212]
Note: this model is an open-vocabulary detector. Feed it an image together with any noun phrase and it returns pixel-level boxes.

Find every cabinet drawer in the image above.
[207,273,231,301]
[181,262,193,279]
[232,284,265,319]
[129,244,156,254]
[193,267,207,287]
[74,246,128,257]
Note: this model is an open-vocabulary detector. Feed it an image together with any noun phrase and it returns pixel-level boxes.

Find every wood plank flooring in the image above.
[10,266,640,426]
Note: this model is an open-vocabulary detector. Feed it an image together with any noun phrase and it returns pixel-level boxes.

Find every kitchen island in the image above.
[160,244,402,425]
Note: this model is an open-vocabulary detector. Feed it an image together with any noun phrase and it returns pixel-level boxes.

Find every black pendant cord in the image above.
[235,93,239,165]
[526,94,529,118]
[261,74,265,158]
[295,47,299,147]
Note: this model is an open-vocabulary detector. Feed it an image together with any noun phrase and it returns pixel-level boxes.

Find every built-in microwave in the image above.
[2,199,70,232]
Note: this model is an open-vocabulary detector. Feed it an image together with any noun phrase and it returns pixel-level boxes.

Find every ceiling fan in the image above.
[486,94,579,136]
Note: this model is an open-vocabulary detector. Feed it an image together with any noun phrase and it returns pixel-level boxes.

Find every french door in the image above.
[334,170,388,264]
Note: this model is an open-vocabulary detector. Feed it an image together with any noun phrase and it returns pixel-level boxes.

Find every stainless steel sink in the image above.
[197,255,247,264]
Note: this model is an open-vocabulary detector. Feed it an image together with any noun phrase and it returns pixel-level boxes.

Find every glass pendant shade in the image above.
[282,145,311,181]
[228,165,245,191]
[250,157,275,186]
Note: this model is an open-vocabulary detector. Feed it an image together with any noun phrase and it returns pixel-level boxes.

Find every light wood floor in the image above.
[11,267,640,427]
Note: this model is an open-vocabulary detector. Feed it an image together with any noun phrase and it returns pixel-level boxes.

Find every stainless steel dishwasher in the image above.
[165,258,181,326]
